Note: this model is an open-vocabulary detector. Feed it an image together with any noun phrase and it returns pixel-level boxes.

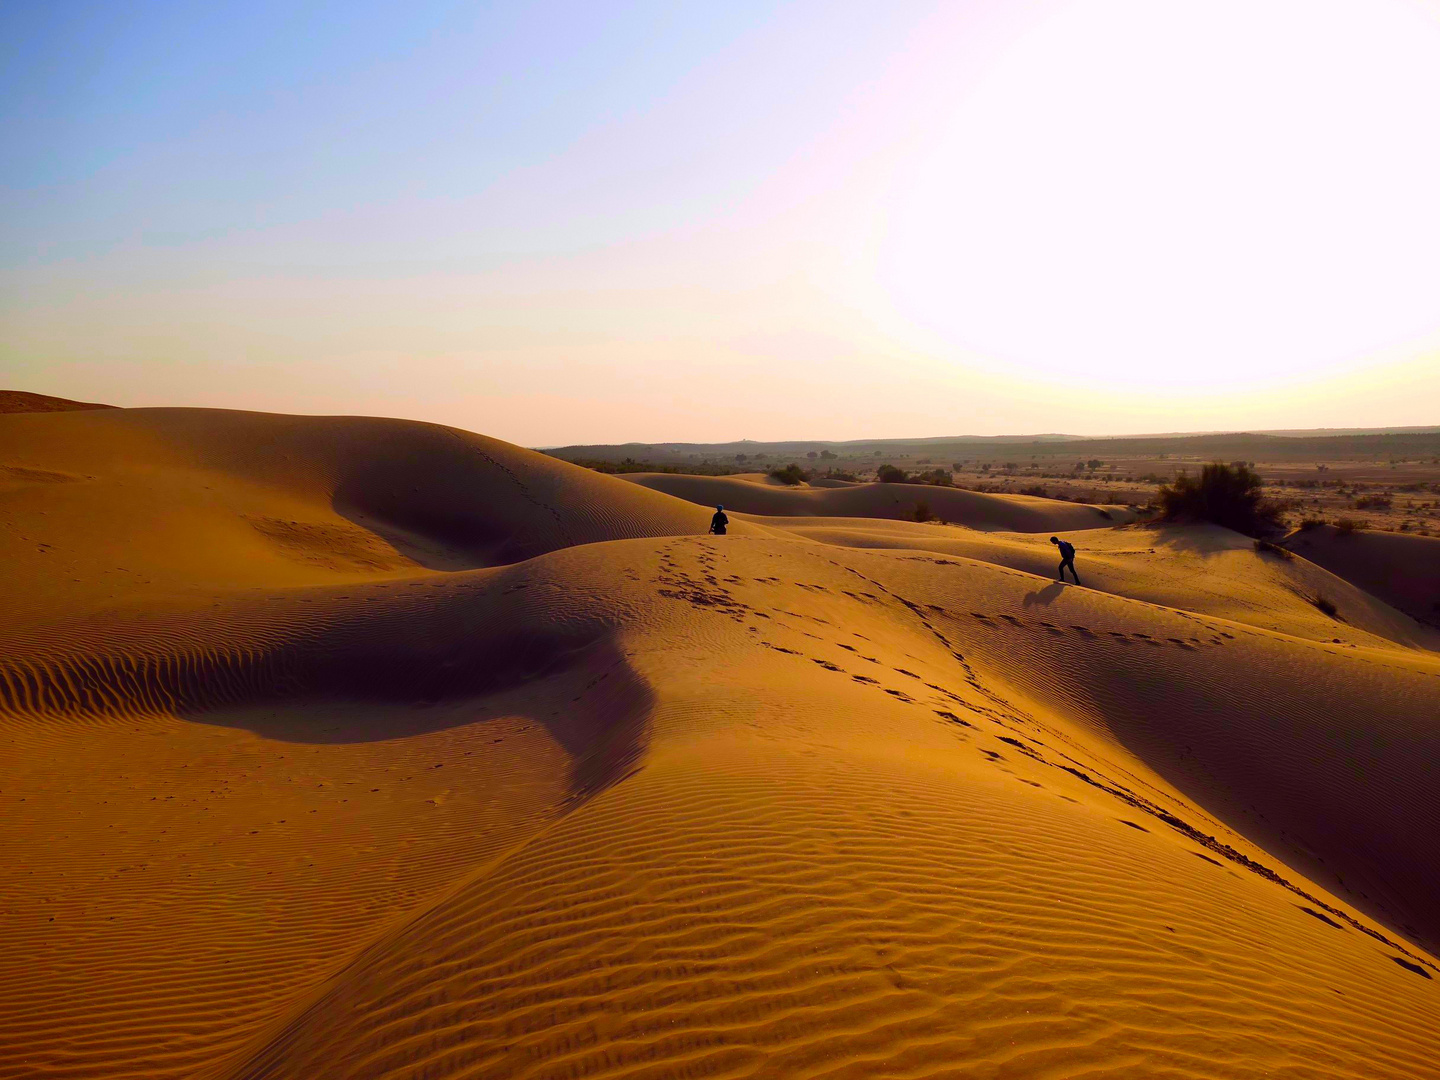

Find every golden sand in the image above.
[3,407,1437,1079]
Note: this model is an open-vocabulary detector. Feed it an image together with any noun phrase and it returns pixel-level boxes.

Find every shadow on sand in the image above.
[1022,581,1067,608]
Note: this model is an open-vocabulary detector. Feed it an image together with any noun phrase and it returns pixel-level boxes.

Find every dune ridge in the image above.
[3,406,1438,1080]
[618,470,1133,531]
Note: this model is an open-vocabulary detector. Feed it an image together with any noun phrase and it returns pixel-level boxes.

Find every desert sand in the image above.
[3,405,1439,1080]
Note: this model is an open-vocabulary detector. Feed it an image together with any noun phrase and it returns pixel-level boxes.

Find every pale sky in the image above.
[4,0,1439,445]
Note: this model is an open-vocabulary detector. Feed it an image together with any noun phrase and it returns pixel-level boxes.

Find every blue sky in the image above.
[4,0,1440,444]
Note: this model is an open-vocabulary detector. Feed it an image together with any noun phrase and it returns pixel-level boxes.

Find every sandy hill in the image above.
[1283,524,1440,630]
[3,407,1439,1080]
[0,389,117,413]
[621,470,1134,530]
[0,407,731,625]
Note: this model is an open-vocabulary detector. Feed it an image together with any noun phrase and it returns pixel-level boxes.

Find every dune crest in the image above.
[3,407,1438,1080]
[620,470,1133,530]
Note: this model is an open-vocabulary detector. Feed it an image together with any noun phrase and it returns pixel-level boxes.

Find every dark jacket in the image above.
[710,511,729,535]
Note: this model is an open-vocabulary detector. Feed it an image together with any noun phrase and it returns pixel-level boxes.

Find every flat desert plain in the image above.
[3,403,1439,1079]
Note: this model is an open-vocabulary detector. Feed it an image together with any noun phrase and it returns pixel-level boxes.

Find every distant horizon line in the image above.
[538,424,1440,451]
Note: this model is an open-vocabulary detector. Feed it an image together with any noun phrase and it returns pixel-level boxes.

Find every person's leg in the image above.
[1067,560,1080,584]
[1057,559,1067,580]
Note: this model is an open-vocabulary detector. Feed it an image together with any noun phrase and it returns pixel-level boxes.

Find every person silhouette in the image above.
[1051,535,1080,584]
[709,505,729,536]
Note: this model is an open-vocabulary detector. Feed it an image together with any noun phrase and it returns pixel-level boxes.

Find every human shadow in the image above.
[1022,581,1067,608]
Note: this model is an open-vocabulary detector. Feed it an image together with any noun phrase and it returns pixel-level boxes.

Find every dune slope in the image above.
[0,407,741,623]
[620,470,1133,530]
[1285,524,1440,630]
[3,408,1438,1080]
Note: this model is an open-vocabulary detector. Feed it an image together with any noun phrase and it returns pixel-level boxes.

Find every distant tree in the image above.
[807,450,818,460]
[735,453,748,462]
[914,468,953,487]
[1087,459,1103,471]
[877,464,909,483]
[952,462,964,472]
[820,449,836,460]
[770,463,808,485]
[1158,462,1281,537]
[980,463,991,472]
[913,501,934,522]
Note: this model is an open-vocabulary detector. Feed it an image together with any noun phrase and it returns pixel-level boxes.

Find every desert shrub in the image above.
[1353,495,1392,510]
[1253,538,1293,560]
[1298,517,1326,531]
[1334,517,1367,535]
[913,501,934,522]
[914,468,954,487]
[826,470,859,482]
[1019,484,1048,497]
[1157,462,1281,537]
[876,464,909,483]
[1311,593,1338,617]
[769,463,808,485]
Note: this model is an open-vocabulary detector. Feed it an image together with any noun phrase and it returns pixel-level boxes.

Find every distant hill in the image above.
[547,427,1440,466]
[0,390,117,414]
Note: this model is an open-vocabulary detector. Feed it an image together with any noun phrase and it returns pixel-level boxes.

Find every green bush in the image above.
[1335,517,1367,535]
[769,463,808,485]
[913,501,934,522]
[876,464,909,483]
[1157,462,1280,537]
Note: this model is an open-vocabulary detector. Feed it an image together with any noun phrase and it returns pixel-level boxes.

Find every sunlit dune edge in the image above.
[2,406,1438,1080]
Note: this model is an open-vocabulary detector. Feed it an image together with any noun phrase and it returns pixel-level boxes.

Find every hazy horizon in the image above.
[5,0,1440,445]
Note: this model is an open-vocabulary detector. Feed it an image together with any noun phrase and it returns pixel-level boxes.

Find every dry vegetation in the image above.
[554,437,1440,536]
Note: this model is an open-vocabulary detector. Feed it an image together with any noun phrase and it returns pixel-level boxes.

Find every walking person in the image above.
[1051,536,1080,584]
[709,505,728,536]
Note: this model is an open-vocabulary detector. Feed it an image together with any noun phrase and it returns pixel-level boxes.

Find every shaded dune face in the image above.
[1286,524,1440,630]
[3,407,1440,1080]
[619,470,1135,530]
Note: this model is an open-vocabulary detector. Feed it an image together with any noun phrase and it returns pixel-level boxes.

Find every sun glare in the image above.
[874,0,1440,391]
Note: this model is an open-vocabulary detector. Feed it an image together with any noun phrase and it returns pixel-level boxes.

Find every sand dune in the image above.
[3,406,1439,1080]
[1284,524,1440,630]
[0,407,739,626]
[620,470,1134,530]
[770,517,1440,651]
[0,389,117,414]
